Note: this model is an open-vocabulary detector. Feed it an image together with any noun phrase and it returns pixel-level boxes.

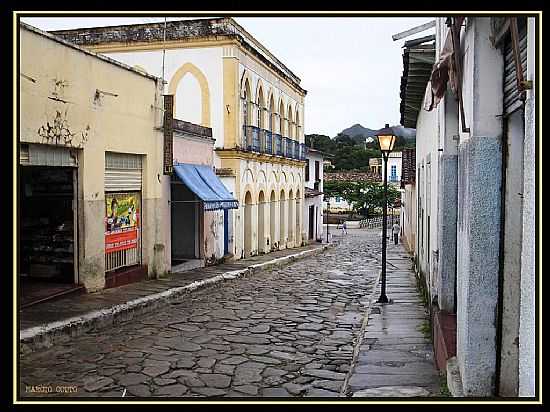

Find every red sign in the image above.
[105,227,138,253]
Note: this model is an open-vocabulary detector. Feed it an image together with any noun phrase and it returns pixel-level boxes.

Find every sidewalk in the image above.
[345,239,442,397]
[19,242,331,354]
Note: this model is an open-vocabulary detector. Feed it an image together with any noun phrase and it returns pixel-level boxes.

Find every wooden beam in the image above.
[392,20,436,41]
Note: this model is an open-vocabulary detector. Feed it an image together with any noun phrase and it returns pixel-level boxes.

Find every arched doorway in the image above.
[279,189,286,249]
[270,190,276,251]
[244,191,253,258]
[295,189,302,246]
[258,191,265,253]
[288,189,295,246]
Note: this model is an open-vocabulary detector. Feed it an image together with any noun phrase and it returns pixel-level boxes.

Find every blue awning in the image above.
[173,163,239,211]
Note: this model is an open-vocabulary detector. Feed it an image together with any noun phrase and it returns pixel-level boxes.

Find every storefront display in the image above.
[19,166,75,283]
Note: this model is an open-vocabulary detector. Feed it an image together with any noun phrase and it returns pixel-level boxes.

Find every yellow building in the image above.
[18,23,166,298]
[53,18,308,259]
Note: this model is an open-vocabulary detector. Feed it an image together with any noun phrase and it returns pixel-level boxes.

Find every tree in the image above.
[305,134,336,153]
[324,180,401,218]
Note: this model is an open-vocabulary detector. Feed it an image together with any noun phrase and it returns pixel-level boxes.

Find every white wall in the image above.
[103,47,224,150]
[381,153,403,184]
[304,152,323,191]
[415,95,439,299]
[324,197,352,212]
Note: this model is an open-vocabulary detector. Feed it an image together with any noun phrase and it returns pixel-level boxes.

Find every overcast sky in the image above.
[21,15,434,137]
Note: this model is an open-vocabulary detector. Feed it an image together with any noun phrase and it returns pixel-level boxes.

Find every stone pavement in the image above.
[19,229,443,400]
[20,243,332,354]
[19,229,382,399]
[347,237,441,397]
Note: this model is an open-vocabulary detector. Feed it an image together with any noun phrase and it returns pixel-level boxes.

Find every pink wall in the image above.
[173,135,213,166]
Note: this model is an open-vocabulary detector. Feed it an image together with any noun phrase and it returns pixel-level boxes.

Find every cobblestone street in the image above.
[20,230,385,399]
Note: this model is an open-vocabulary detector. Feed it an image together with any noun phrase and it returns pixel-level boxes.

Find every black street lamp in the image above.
[375,124,397,304]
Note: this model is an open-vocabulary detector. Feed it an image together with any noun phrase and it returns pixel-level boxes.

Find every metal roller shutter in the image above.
[104,152,142,192]
[20,144,29,165]
[503,21,528,115]
[19,143,78,167]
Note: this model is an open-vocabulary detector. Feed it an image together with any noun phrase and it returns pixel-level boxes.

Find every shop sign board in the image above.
[105,192,140,253]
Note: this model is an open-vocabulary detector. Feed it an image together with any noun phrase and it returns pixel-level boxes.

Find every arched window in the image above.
[279,100,285,136]
[242,78,252,128]
[296,109,301,141]
[243,88,249,127]
[269,96,275,132]
[288,107,294,139]
[257,98,261,128]
[256,86,265,129]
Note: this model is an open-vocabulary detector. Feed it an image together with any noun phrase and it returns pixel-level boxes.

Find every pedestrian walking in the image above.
[392,222,400,245]
[341,220,348,235]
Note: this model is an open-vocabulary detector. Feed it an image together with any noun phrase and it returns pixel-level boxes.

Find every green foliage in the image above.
[305,134,337,153]
[306,132,415,172]
[417,320,432,340]
[324,180,401,218]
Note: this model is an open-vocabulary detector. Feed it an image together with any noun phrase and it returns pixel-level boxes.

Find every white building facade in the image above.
[400,16,537,397]
[53,18,308,262]
[303,148,324,242]
[380,151,403,186]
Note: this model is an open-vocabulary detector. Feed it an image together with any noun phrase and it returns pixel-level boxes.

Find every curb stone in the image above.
[20,243,334,354]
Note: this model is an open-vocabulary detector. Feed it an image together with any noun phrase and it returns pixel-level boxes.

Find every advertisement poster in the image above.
[105,192,140,254]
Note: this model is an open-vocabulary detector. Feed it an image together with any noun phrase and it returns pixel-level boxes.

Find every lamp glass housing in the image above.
[377,134,396,153]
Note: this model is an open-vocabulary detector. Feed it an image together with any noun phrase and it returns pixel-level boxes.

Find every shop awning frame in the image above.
[173,163,239,211]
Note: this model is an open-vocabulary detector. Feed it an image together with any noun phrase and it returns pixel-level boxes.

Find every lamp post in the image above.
[375,124,397,304]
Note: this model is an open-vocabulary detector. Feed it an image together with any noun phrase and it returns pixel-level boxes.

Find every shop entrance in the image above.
[171,178,201,263]
[19,165,80,307]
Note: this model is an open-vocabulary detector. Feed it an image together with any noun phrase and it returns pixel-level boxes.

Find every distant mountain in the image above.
[340,124,378,139]
[338,124,416,141]
[392,125,416,140]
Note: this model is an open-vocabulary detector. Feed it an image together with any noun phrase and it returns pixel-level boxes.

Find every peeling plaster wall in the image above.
[20,26,165,290]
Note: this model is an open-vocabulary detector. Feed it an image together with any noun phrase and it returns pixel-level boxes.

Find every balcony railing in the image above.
[242,125,251,150]
[300,143,308,160]
[251,126,260,152]
[264,130,273,155]
[241,126,304,161]
[243,125,261,152]
[283,137,293,158]
[274,133,282,156]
